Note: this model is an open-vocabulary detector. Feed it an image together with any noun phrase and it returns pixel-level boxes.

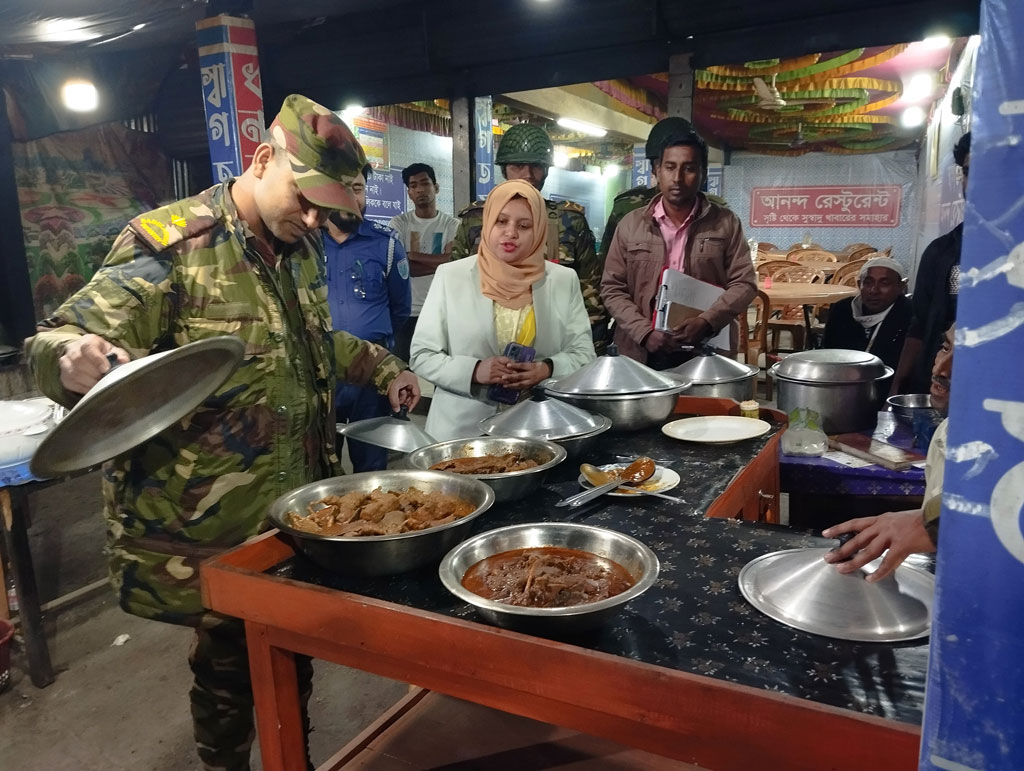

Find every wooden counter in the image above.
[201,399,924,770]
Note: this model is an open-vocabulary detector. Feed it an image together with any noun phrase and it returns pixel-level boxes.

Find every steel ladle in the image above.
[556,456,657,508]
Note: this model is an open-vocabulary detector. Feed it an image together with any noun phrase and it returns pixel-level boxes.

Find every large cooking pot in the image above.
[668,350,757,401]
[770,349,893,433]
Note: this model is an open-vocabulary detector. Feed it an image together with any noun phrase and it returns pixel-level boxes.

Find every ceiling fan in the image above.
[751,74,837,110]
[751,123,810,148]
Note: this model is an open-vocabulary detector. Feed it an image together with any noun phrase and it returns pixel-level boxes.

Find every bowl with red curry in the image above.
[439,522,659,634]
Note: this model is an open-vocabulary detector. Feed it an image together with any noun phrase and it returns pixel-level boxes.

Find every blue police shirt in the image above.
[323,219,411,348]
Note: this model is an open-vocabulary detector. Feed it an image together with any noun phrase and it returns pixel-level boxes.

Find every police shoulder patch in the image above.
[397,254,410,280]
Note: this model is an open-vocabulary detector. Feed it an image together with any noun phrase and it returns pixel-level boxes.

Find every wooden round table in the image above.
[758,281,858,349]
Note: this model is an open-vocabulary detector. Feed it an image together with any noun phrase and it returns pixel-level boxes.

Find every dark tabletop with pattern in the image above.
[270,423,929,725]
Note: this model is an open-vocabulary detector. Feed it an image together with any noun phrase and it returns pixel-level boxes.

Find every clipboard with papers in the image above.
[653,268,729,349]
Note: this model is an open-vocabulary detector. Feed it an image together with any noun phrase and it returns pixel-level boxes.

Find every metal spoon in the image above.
[557,456,657,508]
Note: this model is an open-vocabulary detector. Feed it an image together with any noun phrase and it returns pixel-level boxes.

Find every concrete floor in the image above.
[0,473,410,771]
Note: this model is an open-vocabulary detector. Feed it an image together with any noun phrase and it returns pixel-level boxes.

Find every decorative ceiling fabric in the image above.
[691,44,955,155]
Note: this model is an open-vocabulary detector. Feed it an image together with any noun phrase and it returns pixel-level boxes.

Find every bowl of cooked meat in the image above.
[405,436,567,503]
[439,522,659,634]
[268,470,495,576]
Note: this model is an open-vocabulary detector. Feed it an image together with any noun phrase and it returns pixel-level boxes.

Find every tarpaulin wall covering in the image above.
[12,122,173,320]
[727,149,919,266]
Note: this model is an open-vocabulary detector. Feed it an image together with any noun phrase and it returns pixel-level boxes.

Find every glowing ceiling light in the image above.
[922,34,952,49]
[905,71,937,101]
[62,79,98,112]
[603,163,621,178]
[40,18,102,42]
[556,117,607,137]
[339,104,365,124]
[553,150,569,168]
[901,106,926,128]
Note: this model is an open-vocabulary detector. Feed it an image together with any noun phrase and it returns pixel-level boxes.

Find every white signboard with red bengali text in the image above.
[749,185,902,227]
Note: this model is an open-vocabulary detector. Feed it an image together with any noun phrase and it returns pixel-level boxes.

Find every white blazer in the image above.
[411,255,596,441]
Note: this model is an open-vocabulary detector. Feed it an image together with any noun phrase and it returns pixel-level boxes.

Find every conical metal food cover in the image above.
[545,351,683,395]
[31,336,246,477]
[478,391,607,439]
[337,407,436,453]
[738,548,934,642]
[670,352,758,384]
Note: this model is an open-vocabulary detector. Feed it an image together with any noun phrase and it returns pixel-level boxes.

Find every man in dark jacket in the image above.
[891,131,969,393]
[822,257,912,371]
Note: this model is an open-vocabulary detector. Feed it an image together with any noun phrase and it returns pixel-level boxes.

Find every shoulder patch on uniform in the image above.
[457,199,486,218]
[397,254,410,280]
[553,199,586,214]
[129,196,219,253]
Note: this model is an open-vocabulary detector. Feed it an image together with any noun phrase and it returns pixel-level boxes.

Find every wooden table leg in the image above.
[245,621,307,771]
[0,486,55,687]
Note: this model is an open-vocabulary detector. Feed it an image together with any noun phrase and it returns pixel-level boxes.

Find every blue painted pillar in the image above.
[920,1,1024,768]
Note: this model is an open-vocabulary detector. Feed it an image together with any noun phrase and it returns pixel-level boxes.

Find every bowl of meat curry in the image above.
[269,470,494,576]
[405,436,566,503]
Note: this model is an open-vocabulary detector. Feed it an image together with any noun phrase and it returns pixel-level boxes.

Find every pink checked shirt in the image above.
[653,197,698,273]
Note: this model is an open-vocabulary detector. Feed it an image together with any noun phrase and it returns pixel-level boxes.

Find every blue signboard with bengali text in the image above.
[363,167,406,225]
[474,96,494,199]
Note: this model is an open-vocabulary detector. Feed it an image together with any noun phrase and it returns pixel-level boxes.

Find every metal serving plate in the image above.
[738,548,934,643]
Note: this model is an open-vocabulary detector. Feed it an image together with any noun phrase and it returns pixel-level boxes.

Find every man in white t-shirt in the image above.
[389,163,460,361]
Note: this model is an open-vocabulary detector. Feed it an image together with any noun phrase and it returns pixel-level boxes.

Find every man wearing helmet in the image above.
[599,117,728,262]
[451,123,608,348]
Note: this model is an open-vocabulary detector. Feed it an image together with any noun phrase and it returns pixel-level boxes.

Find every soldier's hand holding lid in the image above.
[59,334,130,395]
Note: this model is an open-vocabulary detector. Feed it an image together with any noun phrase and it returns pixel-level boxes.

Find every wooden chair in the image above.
[793,250,837,264]
[767,265,826,352]
[787,241,823,251]
[756,260,793,280]
[756,242,778,253]
[846,246,876,262]
[840,242,875,256]
[833,259,868,286]
[772,264,826,283]
[737,291,780,399]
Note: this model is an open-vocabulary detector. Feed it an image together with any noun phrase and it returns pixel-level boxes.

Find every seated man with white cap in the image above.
[822,256,911,371]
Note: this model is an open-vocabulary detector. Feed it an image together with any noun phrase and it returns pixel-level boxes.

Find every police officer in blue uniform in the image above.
[323,164,411,471]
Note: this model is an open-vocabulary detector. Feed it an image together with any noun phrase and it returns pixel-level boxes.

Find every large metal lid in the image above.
[337,406,437,453]
[738,547,934,642]
[669,351,758,384]
[478,390,609,439]
[544,350,683,395]
[30,336,245,477]
[773,349,891,384]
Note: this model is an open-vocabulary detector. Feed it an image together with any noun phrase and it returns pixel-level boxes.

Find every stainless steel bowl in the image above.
[405,436,566,503]
[439,522,660,634]
[887,393,939,426]
[549,415,613,462]
[268,470,495,576]
[543,382,690,432]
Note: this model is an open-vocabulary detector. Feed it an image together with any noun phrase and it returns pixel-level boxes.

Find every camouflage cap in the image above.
[268,94,368,215]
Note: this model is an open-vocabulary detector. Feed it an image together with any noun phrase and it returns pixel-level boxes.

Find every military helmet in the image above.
[645,116,694,161]
[496,123,554,166]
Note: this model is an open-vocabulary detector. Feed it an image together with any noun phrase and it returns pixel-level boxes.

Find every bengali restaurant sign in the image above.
[750,185,902,227]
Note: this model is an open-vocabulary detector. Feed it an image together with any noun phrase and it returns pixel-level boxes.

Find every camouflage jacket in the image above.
[451,197,608,333]
[599,185,730,261]
[26,182,405,627]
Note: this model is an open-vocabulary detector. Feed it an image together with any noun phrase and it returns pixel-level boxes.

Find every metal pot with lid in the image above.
[668,346,758,401]
[770,349,893,433]
[739,538,934,642]
[543,344,690,431]
[478,389,612,460]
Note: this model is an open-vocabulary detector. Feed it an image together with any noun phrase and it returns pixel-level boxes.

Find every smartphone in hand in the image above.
[487,342,536,405]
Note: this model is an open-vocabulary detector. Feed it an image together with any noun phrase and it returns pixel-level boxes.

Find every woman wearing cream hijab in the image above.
[411,179,595,440]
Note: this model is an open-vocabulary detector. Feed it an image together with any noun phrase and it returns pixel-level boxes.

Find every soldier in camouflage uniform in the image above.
[599,117,729,262]
[451,123,609,349]
[26,95,420,771]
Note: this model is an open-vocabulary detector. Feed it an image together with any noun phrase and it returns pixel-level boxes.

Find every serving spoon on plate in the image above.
[556,457,680,507]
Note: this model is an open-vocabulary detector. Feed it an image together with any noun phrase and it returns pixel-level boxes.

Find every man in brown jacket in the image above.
[601,129,756,368]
